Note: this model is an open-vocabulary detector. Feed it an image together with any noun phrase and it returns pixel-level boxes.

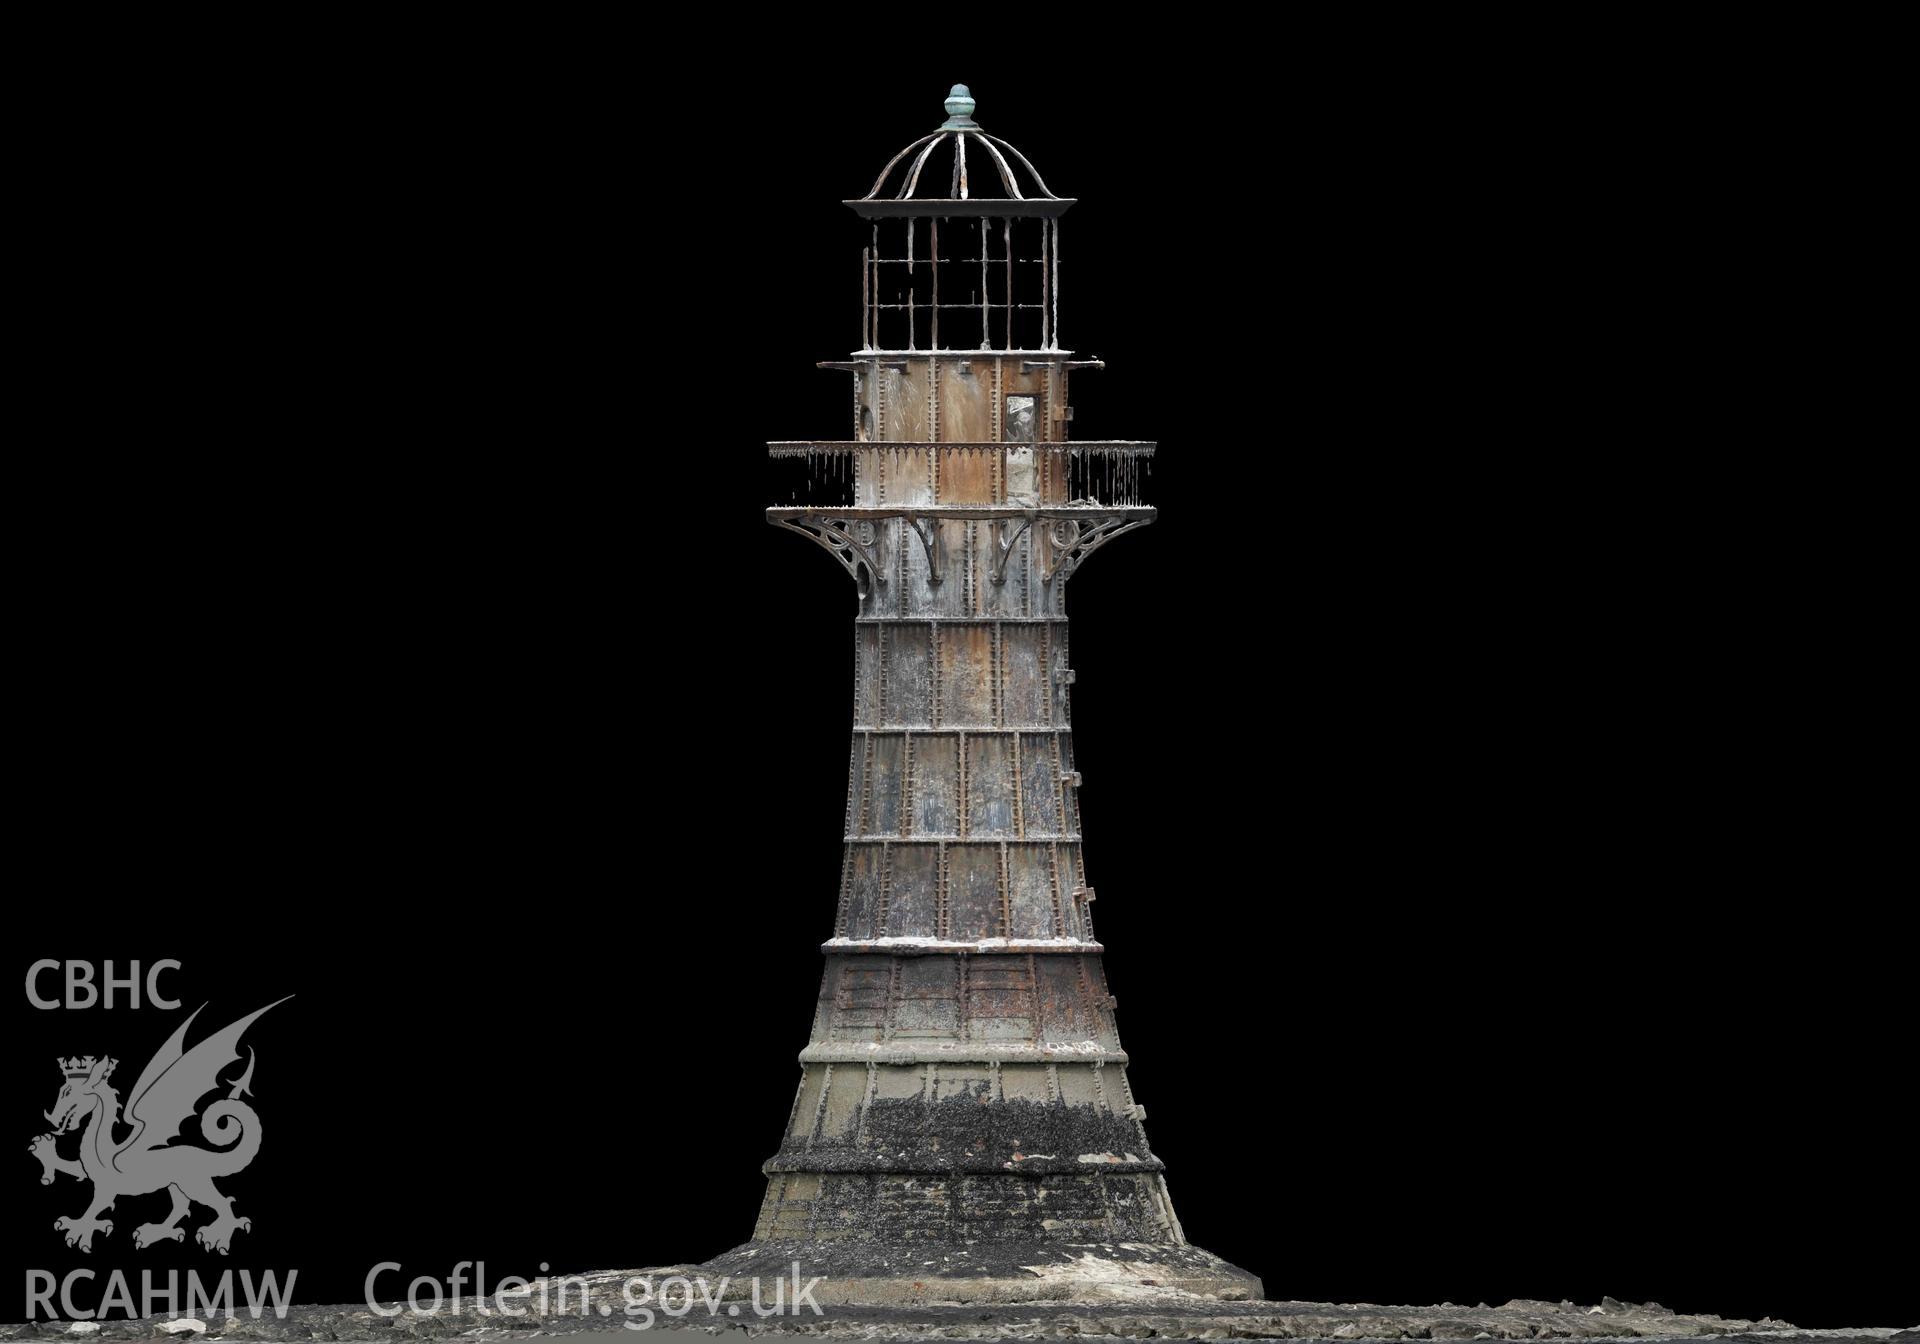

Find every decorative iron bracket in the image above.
[1042,513,1152,584]
[769,514,887,599]
[904,514,944,585]
[989,512,1036,586]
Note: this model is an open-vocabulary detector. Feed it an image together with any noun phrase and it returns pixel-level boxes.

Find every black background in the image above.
[10,35,1912,1331]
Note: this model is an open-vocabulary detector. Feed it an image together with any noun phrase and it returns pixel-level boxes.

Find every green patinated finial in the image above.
[941,84,978,129]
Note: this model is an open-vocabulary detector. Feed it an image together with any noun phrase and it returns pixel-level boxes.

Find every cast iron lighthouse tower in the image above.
[716,87,1260,1304]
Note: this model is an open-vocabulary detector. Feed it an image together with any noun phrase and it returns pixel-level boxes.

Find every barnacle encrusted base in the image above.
[697,1238,1263,1306]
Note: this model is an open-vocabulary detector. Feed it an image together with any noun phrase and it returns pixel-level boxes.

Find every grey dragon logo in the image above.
[28,999,290,1255]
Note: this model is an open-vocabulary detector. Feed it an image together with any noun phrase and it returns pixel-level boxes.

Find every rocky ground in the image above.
[2,1271,1911,1342]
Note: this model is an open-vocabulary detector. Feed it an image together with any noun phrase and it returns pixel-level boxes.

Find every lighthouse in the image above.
[719,86,1261,1305]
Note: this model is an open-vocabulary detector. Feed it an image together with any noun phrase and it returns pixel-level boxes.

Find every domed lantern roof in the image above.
[848,85,1074,218]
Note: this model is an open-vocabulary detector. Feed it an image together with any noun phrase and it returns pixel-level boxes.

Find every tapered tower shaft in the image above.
[762,415,1161,1245]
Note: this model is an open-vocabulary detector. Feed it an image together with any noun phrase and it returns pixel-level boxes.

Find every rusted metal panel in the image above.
[884,363,929,442]
[939,442,996,502]
[885,844,940,936]
[967,956,1034,1038]
[1020,733,1062,833]
[883,626,932,725]
[865,733,904,834]
[843,848,883,939]
[1002,625,1051,724]
[937,623,995,725]
[910,734,959,834]
[939,362,993,442]
[964,735,1015,837]
[828,959,890,1040]
[853,625,882,725]
[897,960,961,1039]
[948,845,1003,939]
[1006,844,1058,937]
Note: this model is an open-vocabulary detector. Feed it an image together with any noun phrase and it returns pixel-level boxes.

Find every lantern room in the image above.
[847,85,1072,354]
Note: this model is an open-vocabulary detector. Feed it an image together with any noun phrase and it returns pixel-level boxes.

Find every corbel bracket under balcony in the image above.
[1041,511,1154,584]
[989,512,1036,586]
[905,513,945,585]
[767,514,887,599]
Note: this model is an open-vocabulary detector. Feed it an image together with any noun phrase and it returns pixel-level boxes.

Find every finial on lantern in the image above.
[941,84,978,130]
